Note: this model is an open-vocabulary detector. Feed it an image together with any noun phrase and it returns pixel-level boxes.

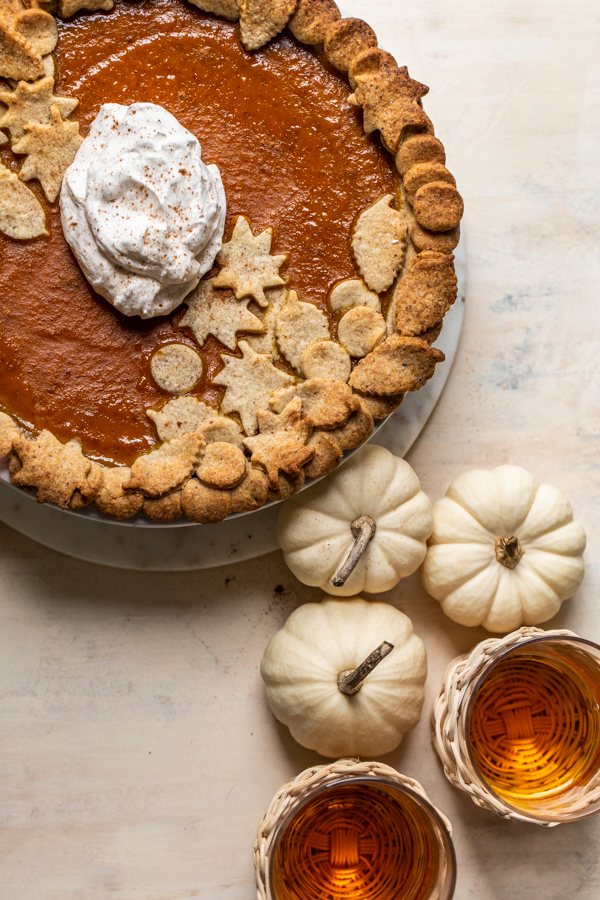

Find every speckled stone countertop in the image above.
[1,1,599,898]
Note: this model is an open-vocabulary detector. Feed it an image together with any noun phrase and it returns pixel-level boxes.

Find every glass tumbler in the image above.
[433,626,600,825]
[254,759,456,900]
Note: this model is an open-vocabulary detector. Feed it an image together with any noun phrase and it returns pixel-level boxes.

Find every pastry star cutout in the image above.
[243,397,314,489]
[179,278,264,350]
[12,104,83,202]
[214,215,287,307]
[213,340,295,435]
[0,75,79,142]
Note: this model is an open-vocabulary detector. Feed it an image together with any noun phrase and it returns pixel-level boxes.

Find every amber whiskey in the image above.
[469,648,600,807]
[272,783,439,900]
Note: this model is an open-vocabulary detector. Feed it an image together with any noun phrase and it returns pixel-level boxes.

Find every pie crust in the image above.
[0,0,463,523]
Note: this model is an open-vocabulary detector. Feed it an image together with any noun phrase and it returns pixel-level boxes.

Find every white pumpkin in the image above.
[260,596,427,758]
[276,445,433,596]
[421,465,586,633]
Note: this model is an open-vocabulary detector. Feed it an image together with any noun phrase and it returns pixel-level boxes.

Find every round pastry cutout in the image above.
[150,344,203,394]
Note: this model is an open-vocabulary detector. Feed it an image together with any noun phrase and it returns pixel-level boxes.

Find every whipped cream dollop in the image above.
[60,103,226,319]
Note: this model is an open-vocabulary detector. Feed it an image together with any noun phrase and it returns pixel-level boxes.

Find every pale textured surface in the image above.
[0,0,599,897]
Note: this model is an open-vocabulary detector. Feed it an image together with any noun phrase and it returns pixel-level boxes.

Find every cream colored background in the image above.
[1,0,599,897]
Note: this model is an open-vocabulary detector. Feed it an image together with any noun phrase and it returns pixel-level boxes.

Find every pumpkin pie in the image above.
[0,0,463,523]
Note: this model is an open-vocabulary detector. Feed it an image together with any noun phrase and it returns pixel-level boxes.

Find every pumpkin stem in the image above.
[495,536,524,569]
[331,515,377,587]
[337,641,394,695]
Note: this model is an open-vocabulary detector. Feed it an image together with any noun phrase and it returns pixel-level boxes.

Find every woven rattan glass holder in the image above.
[254,758,456,900]
[433,627,600,826]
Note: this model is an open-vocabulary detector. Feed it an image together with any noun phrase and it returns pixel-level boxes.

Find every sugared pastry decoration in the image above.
[299,339,351,381]
[123,432,206,498]
[9,429,102,510]
[289,0,342,44]
[324,18,377,72]
[277,445,433,596]
[13,103,82,201]
[337,305,386,358]
[260,596,427,758]
[196,441,247,488]
[394,251,457,335]
[0,2,58,81]
[329,277,381,312]
[243,398,314,490]
[239,0,298,52]
[147,397,244,446]
[351,194,406,293]
[213,340,295,436]
[213,214,286,306]
[149,345,203,394]
[0,161,47,238]
[189,0,240,22]
[275,292,330,369]
[421,465,586,633]
[60,1,115,16]
[349,334,445,395]
[0,75,78,141]
[61,102,226,318]
[348,51,430,151]
[179,279,263,350]
[0,0,464,523]
[0,413,19,461]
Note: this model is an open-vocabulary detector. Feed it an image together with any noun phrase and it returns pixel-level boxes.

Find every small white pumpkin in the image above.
[421,465,586,633]
[277,445,433,596]
[261,596,427,758]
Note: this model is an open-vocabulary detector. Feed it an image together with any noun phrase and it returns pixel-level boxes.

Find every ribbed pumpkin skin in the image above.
[261,596,427,758]
[277,445,433,596]
[421,465,586,633]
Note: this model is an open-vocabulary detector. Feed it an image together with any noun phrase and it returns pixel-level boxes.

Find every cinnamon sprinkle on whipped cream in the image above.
[60,102,226,319]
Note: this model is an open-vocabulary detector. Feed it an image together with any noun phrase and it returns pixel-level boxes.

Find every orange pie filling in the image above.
[0,0,463,520]
[0,0,399,464]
